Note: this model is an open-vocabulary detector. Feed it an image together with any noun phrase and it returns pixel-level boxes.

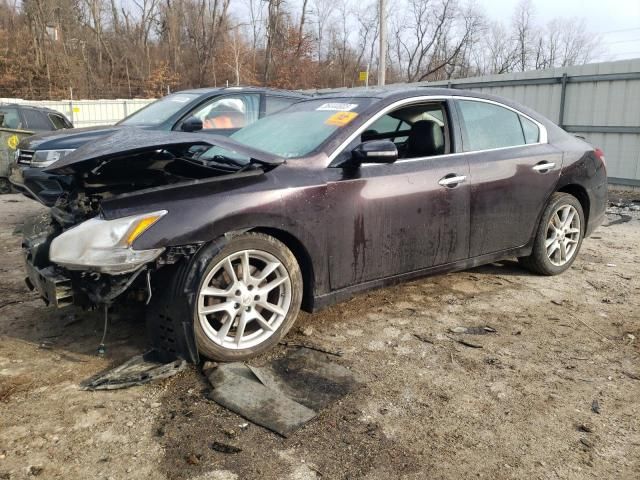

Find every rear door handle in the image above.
[532,162,556,173]
[438,175,467,187]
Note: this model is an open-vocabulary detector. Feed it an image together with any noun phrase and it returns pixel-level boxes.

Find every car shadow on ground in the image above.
[468,259,526,277]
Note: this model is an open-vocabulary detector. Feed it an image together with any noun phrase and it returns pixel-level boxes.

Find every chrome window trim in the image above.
[327,95,548,165]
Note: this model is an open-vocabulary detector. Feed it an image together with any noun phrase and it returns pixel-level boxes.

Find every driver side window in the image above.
[189,94,260,131]
[360,103,449,160]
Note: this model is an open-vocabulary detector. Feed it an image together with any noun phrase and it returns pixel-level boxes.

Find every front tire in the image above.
[193,233,303,361]
[519,192,585,276]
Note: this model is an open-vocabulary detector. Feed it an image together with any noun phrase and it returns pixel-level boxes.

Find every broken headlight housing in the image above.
[50,210,167,274]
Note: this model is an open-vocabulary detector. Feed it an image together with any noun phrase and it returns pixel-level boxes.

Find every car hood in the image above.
[44,128,284,175]
[18,125,124,150]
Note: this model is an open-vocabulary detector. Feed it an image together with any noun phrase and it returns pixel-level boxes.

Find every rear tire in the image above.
[518,192,584,276]
[192,232,303,361]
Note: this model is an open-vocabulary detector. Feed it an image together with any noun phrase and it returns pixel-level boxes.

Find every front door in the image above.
[325,101,470,290]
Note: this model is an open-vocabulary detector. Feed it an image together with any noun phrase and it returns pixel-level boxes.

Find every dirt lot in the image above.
[0,192,639,480]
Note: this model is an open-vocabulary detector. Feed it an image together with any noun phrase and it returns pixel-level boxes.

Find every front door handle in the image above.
[532,162,556,173]
[438,174,467,187]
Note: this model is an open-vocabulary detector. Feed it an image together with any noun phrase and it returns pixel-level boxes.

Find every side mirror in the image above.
[351,139,398,165]
[181,116,203,132]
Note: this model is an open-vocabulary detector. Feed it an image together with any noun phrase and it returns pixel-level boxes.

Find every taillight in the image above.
[594,148,606,167]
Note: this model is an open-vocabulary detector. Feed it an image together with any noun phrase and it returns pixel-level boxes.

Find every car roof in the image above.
[307,86,552,125]
[175,86,309,98]
[0,103,65,114]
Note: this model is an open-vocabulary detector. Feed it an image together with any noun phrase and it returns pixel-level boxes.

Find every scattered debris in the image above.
[210,441,242,454]
[578,423,594,433]
[622,371,640,381]
[551,299,564,306]
[301,326,314,337]
[448,326,496,335]
[580,438,593,449]
[591,399,601,414]
[207,347,359,436]
[413,333,434,344]
[80,351,187,390]
[279,341,343,357]
[606,263,617,267]
[185,453,200,465]
[28,466,44,476]
[604,212,632,227]
[0,300,21,310]
[446,335,483,349]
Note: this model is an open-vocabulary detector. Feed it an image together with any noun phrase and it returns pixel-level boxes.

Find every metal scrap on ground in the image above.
[206,347,360,437]
[80,351,187,390]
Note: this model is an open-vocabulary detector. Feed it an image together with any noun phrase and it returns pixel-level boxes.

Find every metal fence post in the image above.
[69,99,74,125]
[123,100,128,118]
[558,73,568,128]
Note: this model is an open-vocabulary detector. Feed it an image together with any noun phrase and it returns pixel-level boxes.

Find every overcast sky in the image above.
[478,0,640,61]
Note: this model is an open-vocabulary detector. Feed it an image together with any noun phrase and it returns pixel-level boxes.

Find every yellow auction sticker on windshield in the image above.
[325,111,358,127]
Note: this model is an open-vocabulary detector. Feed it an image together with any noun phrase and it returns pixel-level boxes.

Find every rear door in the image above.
[455,99,562,257]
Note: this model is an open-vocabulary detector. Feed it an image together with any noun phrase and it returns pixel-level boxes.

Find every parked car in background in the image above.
[0,103,73,132]
[22,88,607,362]
[10,87,307,204]
[0,104,73,192]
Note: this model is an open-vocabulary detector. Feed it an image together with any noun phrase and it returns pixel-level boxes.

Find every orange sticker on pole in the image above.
[324,111,358,127]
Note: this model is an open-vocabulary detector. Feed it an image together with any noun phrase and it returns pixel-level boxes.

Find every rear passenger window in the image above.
[520,116,539,144]
[23,109,53,130]
[457,100,527,152]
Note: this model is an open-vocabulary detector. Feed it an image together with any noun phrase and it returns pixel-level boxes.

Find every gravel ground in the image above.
[0,192,639,480]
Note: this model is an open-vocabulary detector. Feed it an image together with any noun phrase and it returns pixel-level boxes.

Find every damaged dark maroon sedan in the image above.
[22,88,607,361]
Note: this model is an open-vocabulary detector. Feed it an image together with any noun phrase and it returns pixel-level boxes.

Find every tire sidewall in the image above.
[192,233,303,361]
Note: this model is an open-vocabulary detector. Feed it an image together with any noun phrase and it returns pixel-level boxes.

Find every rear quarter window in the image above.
[49,113,71,130]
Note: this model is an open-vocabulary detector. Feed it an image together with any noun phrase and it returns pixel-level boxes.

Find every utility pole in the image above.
[377,0,386,86]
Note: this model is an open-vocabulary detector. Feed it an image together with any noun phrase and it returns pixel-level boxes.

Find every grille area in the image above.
[17,149,34,165]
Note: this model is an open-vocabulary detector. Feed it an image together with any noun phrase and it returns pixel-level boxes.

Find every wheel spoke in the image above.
[566,227,580,235]
[240,251,250,283]
[200,285,231,297]
[223,257,238,284]
[563,209,576,228]
[559,241,567,262]
[547,241,559,257]
[201,301,236,315]
[217,314,236,340]
[258,301,286,317]
[235,311,248,346]
[253,310,275,331]
[259,275,287,294]
[545,232,557,247]
[255,262,280,282]
[552,213,562,228]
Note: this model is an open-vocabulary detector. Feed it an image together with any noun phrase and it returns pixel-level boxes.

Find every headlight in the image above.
[31,149,75,167]
[50,210,167,274]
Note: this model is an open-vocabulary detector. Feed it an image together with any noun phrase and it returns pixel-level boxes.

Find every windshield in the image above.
[198,97,375,165]
[119,93,199,126]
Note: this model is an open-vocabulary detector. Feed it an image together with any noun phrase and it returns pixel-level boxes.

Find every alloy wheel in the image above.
[545,204,581,266]
[197,249,292,350]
